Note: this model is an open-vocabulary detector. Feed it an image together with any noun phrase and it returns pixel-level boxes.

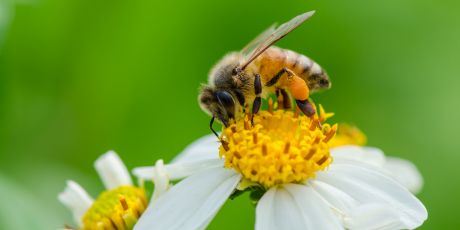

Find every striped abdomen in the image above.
[250,46,330,92]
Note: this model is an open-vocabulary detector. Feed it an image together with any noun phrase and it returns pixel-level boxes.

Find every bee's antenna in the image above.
[210,116,230,151]
[210,116,220,138]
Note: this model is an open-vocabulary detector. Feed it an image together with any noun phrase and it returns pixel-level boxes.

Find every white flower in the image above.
[58,151,168,229]
[137,135,424,194]
[133,111,427,230]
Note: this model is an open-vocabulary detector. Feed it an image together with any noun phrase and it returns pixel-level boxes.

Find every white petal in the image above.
[57,180,93,227]
[255,187,277,230]
[151,160,170,201]
[316,162,427,229]
[331,146,424,193]
[94,150,132,189]
[133,158,223,181]
[344,203,412,230]
[272,188,305,230]
[285,184,343,230]
[331,145,385,167]
[310,180,357,222]
[255,185,342,230]
[383,157,424,194]
[134,167,241,230]
[172,134,221,163]
[312,180,406,229]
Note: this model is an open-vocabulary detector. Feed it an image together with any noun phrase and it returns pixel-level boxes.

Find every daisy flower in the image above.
[133,108,427,230]
[58,151,169,230]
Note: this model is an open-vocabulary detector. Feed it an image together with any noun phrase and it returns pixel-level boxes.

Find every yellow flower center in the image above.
[219,109,337,188]
[82,186,147,230]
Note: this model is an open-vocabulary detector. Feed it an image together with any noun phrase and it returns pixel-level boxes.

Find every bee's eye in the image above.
[215,90,234,108]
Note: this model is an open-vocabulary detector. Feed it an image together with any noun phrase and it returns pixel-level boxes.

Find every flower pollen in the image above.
[82,186,147,230]
[219,110,337,188]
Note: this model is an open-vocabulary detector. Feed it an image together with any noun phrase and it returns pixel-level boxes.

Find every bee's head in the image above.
[308,71,332,92]
[199,86,236,127]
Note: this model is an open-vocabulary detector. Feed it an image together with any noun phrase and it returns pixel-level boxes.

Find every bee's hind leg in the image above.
[276,88,292,110]
[295,99,315,117]
[251,74,262,125]
[267,68,315,117]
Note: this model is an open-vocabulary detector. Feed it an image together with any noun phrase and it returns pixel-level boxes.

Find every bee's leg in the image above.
[295,99,315,117]
[234,89,246,113]
[266,68,290,87]
[251,74,262,125]
[267,68,315,117]
[275,89,283,109]
[279,89,292,110]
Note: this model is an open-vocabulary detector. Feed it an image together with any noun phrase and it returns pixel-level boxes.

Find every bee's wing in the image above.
[240,11,315,70]
[240,24,277,57]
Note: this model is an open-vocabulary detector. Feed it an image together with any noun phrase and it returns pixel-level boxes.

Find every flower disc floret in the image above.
[82,186,147,230]
[219,110,337,188]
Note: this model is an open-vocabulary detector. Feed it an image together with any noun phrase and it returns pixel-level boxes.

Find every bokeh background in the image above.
[1,0,459,229]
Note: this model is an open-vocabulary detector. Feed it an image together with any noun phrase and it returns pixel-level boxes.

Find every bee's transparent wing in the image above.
[240,24,277,57]
[240,11,315,70]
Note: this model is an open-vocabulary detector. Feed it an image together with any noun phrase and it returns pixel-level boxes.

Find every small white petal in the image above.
[57,180,93,227]
[134,167,240,230]
[255,187,277,230]
[94,150,132,189]
[133,158,223,181]
[316,162,427,229]
[383,157,424,194]
[172,134,221,163]
[331,145,385,167]
[151,160,170,201]
[255,185,342,230]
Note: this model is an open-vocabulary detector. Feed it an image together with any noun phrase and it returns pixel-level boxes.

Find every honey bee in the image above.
[199,11,331,136]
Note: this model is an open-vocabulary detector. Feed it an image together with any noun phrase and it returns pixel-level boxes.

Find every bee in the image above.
[199,11,331,136]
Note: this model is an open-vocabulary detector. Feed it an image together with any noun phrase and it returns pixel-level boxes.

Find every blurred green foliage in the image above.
[0,0,459,229]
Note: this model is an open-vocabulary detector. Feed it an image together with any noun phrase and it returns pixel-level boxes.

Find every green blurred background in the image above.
[0,0,459,229]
